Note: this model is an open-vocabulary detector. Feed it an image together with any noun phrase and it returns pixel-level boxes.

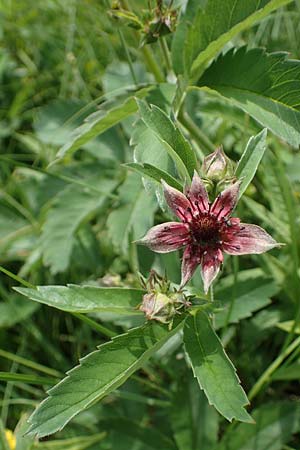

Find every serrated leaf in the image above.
[56,87,151,160]
[14,285,144,315]
[197,47,300,147]
[125,163,183,191]
[214,269,278,329]
[41,176,117,274]
[217,401,300,450]
[137,100,197,180]
[107,173,157,255]
[172,0,292,80]
[235,129,267,198]
[27,320,184,438]
[131,120,176,204]
[14,414,35,450]
[184,310,253,423]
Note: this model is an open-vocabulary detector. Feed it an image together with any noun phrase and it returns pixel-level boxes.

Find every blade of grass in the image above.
[0,372,57,385]
[0,349,62,378]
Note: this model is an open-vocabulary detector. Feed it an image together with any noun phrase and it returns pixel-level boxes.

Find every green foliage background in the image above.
[1,0,300,448]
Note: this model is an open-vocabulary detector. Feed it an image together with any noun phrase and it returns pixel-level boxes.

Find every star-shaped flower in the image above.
[138,172,280,293]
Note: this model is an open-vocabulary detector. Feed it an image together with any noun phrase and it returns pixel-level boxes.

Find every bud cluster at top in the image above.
[201,146,235,195]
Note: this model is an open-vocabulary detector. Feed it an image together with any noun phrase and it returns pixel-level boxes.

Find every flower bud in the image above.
[139,270,191,325]
[139,292,175,323]
[202,146,233,182]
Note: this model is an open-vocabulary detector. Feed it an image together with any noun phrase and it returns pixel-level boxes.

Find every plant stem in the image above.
[159,36,172,74]
[274,149,300,350]
[209,285,216,328]
[210,285,214,303]
[248,335,300,401]
[118,29,138,86]
[0,266,35,289]
[119,0,165,82]
[71,313,116,338]
[142,46,165,83]
[178,111,215,155]
[0,372,58,385]
[0,349,62,378]
[222,257,238,336]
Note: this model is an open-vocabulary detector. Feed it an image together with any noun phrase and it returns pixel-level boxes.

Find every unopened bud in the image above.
[139,271,191,325]
[202,146,233,182]
[139,292,175,323]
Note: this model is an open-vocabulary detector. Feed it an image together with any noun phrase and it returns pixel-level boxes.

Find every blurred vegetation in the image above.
[1,0,300,448]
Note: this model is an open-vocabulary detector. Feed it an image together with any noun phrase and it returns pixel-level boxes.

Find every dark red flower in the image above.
[138,172,280,293]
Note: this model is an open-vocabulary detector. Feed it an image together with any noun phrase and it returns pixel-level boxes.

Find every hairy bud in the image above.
[139,271,191,325]
[202,146,233,181]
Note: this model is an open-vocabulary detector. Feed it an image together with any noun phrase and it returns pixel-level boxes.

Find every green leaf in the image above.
[131,121,172,183]
[35,433,106,450]
[273,361,300,381]
[197,47,300,147]
[214,269,278,329]
[172,0,292,80]
[235,129,267,198]
[199,94,260,135]
[15,414,35,450]
[0,295,38,328]
[97,418,177,450]
[14,285,144,315]
[41,176,117,274]
[125,163,183,191]
[26,320,184,438]
[184,310,253,423]
[0,372,56,385]
[243,196,289,242]
[217,401,300,450]
[56,87,151,160]
[276,320,300,334]
[137,99,197,180]
[171,374,218,450]
[107,173,157,255]
[34,99,88,147]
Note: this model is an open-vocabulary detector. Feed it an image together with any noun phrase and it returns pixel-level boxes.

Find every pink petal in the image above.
[185,171,209,213]
[201,248,223,294]
[210,181,241,219]
[180,245,200,287]
[161,180,192,222]
[223,223,280,255]
[137,222,190,253]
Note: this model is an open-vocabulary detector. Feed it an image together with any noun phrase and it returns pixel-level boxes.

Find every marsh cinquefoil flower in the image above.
[138,172,280,293]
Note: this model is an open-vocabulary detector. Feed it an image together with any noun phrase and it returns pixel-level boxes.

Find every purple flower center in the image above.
[190,213,222,247]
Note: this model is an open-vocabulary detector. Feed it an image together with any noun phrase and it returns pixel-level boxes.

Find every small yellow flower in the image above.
[5,429,16,450]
